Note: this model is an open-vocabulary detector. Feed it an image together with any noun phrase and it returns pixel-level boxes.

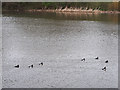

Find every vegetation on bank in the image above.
[2,2,120,11]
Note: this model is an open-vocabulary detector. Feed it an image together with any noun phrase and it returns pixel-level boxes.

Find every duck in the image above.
[81,58,85,61]
[105,60,108,63]
[95,57,99,59]
[29,65,33,68]
[41,62,43,65]
[102,67,106,71]
[39,62,43,65]
[14,65,19,68]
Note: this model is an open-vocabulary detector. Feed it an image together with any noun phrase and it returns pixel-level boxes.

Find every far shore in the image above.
[25,8,120,14]
[3,7,120,14]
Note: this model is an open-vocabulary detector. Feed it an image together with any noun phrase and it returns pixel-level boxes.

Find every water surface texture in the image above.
[2,12,118,88]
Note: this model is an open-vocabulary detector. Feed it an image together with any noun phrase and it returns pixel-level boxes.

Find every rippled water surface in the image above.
[2,12,118,88]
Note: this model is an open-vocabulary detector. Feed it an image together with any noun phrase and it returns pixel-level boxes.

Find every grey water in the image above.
[2,11,118,88]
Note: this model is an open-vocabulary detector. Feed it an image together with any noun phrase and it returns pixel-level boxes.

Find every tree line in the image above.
[2,2,120,11]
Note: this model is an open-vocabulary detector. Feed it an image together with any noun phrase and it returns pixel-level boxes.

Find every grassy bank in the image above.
[2,2,120,12]
[25,8,120,14]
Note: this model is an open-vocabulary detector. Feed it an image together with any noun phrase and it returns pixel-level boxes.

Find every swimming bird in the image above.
[31,65,33,68]
[102,67,106,71]
[29,65,33,68]
[95,57,99,59]
[105,60,108,63]
[41,62,43,65]
[14,65,19,68]
[81,58,85,61]
[39,62,43,65]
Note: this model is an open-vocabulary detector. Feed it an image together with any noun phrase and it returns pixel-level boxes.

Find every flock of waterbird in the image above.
[81,57,108,71]
[14,62,43,68]
[14,57,108,71]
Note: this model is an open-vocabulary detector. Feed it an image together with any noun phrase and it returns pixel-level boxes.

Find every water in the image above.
[2,11,118,88]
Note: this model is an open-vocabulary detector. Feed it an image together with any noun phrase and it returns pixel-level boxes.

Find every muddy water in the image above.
[2,12,118,88]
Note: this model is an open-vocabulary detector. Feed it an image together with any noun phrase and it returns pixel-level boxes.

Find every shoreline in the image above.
[25,8,120,14]
[2,8,120,14]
